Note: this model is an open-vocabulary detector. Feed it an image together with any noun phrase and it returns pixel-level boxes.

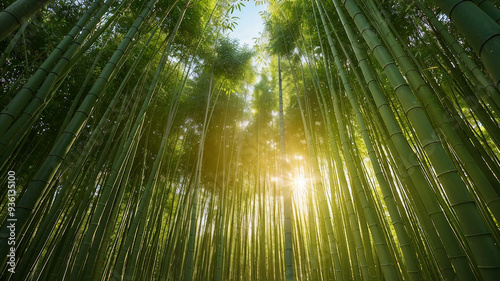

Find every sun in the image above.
[291,173,309,199]
[293,175,307,191]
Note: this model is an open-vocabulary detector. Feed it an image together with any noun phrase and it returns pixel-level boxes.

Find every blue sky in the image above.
[228,1,268,47]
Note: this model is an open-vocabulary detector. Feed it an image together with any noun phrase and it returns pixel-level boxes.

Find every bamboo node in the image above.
[463,231,491,238]
[1,10,22,26]
[435,169,458,178]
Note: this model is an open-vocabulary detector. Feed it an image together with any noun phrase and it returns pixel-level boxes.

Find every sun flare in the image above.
[292,173,309,199]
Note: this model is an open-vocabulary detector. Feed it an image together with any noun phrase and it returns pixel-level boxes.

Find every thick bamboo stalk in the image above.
[0,0,52,42]
[433,0,500,88]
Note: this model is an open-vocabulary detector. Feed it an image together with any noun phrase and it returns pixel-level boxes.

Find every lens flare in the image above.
[292,173,309,203]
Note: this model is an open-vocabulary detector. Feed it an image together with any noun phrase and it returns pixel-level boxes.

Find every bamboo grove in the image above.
[1,0,500,280]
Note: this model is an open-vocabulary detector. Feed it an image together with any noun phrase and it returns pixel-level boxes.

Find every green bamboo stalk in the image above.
[474,0,500,24]
[277,53,294,281]
[416,0,500,111]
[0,0,53,42]
[0,20,29,68]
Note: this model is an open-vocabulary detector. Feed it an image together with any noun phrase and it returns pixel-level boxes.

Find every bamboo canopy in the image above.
[1,0,500,280]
